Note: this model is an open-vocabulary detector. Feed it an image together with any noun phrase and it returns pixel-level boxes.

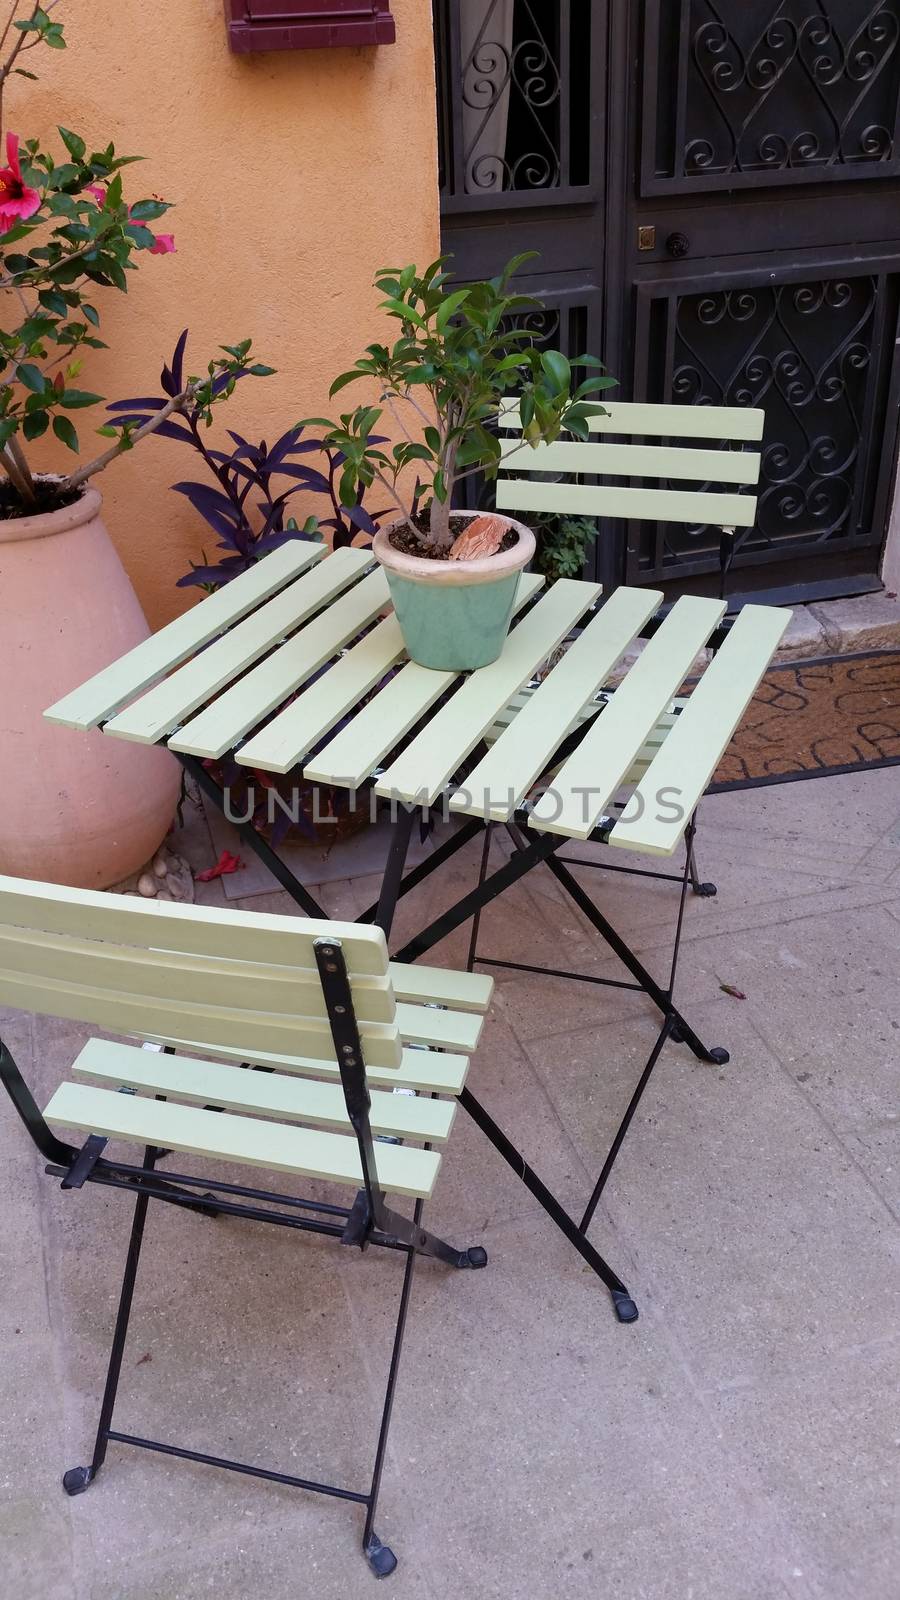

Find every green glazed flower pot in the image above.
[373,513,536,672]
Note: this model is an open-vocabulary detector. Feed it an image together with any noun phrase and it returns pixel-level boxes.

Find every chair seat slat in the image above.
[450,586,662,822]
[305,572,545,790]
[43,543,324,731]
[45,1082,440,1198]
[104,548,374,745]
[609,605,791,856]
[376,579,600,807]
[387,961,493,1013]
[73,1039,456,1144]
[168,567,390,760]
[395,1002,484,1053]
[236,614,406,774]
[529,595,726,840]
[143,1035,471,1095]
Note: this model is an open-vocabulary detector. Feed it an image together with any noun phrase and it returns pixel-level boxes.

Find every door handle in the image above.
[666,232,690,259]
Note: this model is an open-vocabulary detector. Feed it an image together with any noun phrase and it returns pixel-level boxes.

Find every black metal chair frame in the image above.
[170,612,736,1331]
[0,939,486,1578]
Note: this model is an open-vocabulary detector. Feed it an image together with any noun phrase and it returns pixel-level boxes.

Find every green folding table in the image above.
[47,538,790,1322]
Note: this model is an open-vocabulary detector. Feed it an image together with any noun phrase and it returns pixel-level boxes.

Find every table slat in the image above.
[376,578,601,806]
[304,572,545,790]
[236,613,406,774]
[169,568,390,759]
[44,542,324,730]
[608,605,790,856]
[450,585,662,821]
[529,595,726,840]
[104,548,373,745]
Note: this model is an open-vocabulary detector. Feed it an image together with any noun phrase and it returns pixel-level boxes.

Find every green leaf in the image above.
[127,199,169,221]
[124,223,156,250]
[0,417,17,449]
[53,414,79,452]
[81,303,100,326]
[16,363,49,395]
[23,410,49,441]
[105,173,123,211]
[540,350,571,392]
[380,297,426,329]
[329,369,366,397]
[435,288,470,333]
[58,389,103,409]
[248,364,275,377]
[58,126,86,161]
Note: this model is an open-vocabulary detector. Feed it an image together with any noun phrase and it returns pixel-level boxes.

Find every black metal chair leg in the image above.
[63,1145,158,1496]
[362,1200,419,1578]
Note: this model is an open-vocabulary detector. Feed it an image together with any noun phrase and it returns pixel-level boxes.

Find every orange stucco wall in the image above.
[9,0,439,628]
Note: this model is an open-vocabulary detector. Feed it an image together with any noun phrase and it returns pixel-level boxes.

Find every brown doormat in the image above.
[709,650,900,791]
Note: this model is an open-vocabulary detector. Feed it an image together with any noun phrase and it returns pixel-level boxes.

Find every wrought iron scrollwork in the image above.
[463,1,561,193]
[663,275,877,564]
[436,0,593,200]
[672,0,900,180]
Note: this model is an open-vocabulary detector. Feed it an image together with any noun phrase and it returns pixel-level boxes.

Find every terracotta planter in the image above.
[0,484,180,888]
[373,511,536,671]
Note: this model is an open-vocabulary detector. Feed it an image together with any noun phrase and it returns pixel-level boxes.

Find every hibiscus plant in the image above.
[0,2,266,514]
[309,254,615,555]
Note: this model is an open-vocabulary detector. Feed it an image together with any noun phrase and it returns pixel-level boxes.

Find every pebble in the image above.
[137,873,158,898]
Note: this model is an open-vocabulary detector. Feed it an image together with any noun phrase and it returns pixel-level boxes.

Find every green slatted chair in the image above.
[483,399,766,892]
[496,398,764,590]
[0,873,493,1578]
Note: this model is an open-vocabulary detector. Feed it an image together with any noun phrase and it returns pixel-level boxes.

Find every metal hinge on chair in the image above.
[340,1187,373,1249]
[61,1134,108,1190]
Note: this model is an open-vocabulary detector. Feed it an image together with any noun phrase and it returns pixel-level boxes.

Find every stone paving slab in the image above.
[1,767,898,1599]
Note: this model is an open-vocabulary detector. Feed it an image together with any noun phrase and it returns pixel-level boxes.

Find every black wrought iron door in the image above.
[435,0,900,601]
[434,0,624,587]
[614,0,900,601]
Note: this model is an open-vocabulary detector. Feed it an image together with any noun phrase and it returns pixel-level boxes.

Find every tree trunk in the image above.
[426,492,454,553]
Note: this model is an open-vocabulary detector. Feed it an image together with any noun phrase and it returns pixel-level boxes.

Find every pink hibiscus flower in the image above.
[0,133,41,233]
[149,232,175,255]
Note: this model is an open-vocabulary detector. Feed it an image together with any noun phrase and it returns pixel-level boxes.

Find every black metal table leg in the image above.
[458,1087,638,1324]
[373,805,417,938]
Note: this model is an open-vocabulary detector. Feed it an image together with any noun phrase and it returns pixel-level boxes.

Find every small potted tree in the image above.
[310,255,614,671]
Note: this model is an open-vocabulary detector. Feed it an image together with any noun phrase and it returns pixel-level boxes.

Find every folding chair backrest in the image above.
[495,401,764,530]
[0,875,401,1069]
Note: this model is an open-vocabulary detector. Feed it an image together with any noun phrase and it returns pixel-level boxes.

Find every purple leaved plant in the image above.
[110,330,388,589]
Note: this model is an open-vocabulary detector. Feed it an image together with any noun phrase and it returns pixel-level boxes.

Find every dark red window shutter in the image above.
[224,1,395,53]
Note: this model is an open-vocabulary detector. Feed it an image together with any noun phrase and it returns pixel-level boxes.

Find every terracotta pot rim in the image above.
[0,481,101,545]
[373,511,535,588]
